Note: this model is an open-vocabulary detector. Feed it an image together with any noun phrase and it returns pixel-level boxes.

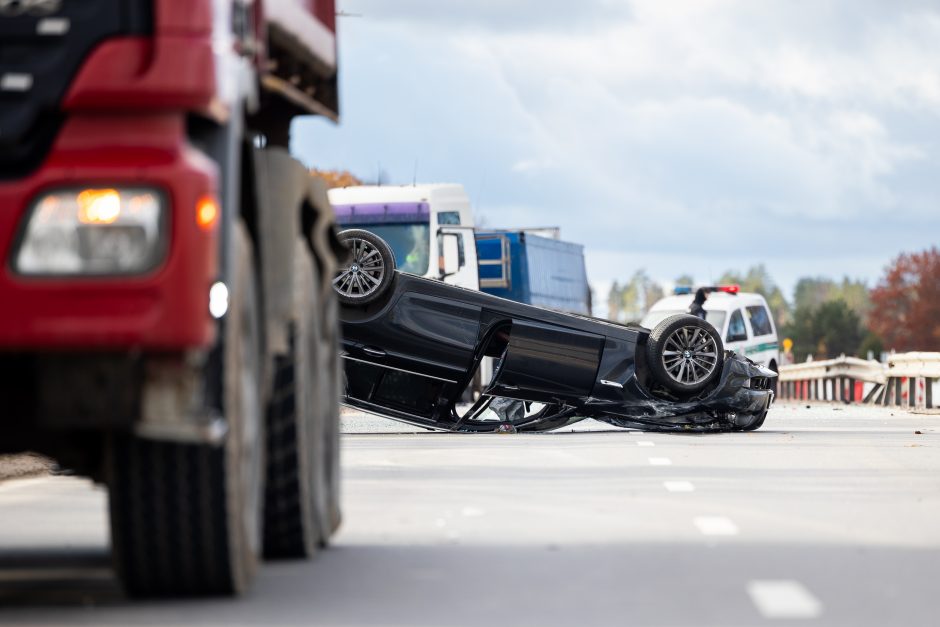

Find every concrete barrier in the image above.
[778,356,883,404]
[778,353,939,409]
[879,353,940,409]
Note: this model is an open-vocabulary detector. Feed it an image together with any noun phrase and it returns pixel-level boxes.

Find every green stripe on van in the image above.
[744,342,778,355]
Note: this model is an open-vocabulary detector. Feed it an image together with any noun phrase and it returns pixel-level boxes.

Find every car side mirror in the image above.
[727,332,748,343]
[439,233,461,278]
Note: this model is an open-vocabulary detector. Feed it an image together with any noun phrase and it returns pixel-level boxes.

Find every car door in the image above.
[744,304,778,366]
[487,319,605,402]
[725,308,750,355]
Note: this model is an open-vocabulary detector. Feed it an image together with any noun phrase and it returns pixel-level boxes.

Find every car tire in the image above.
[646,314,724,397]
[263,239,326,559]
[333,229,396,306]
[108,221,264,597]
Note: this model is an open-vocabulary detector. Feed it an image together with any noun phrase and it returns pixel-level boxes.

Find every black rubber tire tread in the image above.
[646,314,724,397]
[318,293,343,540]
[108,221,263,597]
[263,239,324,559]
[333,229,396,306]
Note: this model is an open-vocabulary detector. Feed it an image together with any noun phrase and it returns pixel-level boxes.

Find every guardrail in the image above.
[777,352,939,409]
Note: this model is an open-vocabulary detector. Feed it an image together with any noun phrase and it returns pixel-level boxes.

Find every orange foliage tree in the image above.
[310,168,363,189]
[868,246,940,351]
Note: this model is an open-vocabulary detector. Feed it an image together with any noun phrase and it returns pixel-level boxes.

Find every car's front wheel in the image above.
[646,314,724,397]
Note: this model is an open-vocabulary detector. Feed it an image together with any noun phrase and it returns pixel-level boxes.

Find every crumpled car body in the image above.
[340,272,775,433]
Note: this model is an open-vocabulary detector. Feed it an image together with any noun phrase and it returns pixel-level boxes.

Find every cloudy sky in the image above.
[293,0,940,310]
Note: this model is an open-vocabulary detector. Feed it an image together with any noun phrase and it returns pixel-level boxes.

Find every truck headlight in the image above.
[13,188,166,276]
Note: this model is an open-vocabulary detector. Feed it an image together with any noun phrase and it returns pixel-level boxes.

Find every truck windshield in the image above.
[641,309,727,333]
[353,223,430,275]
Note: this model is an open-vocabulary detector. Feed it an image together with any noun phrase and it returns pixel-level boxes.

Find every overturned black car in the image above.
[333,230,775,433]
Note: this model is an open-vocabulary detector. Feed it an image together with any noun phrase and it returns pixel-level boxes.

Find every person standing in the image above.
[689,288,708,320]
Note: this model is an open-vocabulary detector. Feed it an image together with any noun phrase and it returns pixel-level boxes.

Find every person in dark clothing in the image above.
[688,288,708,320]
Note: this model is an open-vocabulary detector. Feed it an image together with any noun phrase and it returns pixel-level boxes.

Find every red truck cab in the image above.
[0,0,344,597]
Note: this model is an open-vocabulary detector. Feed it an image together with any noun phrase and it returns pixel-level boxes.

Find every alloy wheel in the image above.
[661,326,720,386]
[333,237,385,301]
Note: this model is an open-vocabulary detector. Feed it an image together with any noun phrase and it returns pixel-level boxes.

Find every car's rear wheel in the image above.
[333,229,396,305]
[646,314,724,396]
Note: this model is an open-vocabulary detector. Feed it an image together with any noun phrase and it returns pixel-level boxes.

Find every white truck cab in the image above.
[328,184,479,290]
[641,286,781,374]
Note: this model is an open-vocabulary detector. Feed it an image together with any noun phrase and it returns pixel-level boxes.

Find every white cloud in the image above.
[298,1,940,295]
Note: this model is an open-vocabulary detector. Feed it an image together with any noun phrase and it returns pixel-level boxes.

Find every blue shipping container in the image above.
[475,231,591,315]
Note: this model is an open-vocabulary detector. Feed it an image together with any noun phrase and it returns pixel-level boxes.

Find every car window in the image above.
[746,305,774,336]
[437,211,461,225]
[726,309,748,342]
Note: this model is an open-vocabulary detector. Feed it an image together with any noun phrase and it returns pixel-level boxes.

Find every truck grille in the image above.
[0,0,152,179]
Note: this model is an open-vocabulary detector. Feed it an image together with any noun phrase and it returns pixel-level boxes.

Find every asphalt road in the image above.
[0,404,938,626]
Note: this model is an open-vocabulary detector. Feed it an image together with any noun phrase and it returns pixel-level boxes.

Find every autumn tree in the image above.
[868,247,940,352]
[310,168,363,189]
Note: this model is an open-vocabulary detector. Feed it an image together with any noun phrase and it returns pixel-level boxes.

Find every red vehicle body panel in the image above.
[0,0,335,351]
[0,115,218,349]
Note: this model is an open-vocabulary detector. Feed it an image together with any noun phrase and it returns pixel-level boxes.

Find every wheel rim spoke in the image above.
[333,237,387,299]
[660,325,719,386]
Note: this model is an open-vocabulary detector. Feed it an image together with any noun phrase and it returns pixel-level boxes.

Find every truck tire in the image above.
[646,314,724,397]
[263,239,327,558]
[333,229,396,305]
[318,293,343,540]
[108,221,264,596]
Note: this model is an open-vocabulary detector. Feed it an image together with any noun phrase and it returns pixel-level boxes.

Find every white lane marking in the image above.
[664,481,695,492]
[693,516,739,536]
[747,580,823,619]
[648,457,672,466]
[636,441,655,447]
[461,507,485,517]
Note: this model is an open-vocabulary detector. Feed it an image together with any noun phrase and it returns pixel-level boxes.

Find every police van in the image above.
[641,286,781,376]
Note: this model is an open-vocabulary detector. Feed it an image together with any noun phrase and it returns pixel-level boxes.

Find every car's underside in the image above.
[334,230,776,434]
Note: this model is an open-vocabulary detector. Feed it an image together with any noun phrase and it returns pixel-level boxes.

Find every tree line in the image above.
[607,246,940,361]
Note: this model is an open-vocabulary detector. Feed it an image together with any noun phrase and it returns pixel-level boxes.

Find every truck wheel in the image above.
[108,221,264,596]
[333,229,396,305]
[263,239,327,558]
[319,293,343,539]
[646,314,724,397]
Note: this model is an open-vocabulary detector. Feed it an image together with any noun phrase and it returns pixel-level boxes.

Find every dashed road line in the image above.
[693,516,739,536]
[648,457,672,466]
[663,481,695,492]
[747,580,823,619]
[636,441,655,447]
